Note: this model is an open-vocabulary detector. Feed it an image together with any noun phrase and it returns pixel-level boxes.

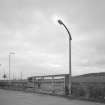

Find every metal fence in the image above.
[27,74,70,95]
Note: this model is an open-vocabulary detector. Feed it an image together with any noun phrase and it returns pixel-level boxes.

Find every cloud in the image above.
[0,0,105,78]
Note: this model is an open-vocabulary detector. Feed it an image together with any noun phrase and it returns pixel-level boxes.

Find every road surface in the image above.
[0,89,104,105]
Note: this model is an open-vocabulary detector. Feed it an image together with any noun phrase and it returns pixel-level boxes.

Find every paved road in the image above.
[0,89,104,105]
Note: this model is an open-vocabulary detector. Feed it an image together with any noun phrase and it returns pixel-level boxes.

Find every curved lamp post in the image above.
[58,19,72,95]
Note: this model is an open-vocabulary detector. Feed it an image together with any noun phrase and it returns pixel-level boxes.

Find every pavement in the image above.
[0,89,104,105]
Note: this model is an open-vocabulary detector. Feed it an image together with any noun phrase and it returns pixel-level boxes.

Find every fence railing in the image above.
[0,74,105,102]
[27,74,70,95]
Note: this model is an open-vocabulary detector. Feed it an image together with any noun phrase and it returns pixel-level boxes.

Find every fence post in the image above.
[33,77,36,90]
[52,76,55,94]
[41,77,44,90]
[38,79,41,89]
[64,75,69,95]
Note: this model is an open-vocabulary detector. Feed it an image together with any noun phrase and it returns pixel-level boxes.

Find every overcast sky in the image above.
[0,0,105,79]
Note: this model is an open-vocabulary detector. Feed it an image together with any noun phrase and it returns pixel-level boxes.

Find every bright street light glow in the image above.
[51,15,63,25]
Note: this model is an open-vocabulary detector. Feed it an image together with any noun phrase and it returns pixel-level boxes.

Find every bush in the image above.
[88,85,105,99]
[72,83,86,97]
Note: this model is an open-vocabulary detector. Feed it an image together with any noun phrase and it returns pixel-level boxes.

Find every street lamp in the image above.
[58,19,72,95]
[9,52,15,80]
